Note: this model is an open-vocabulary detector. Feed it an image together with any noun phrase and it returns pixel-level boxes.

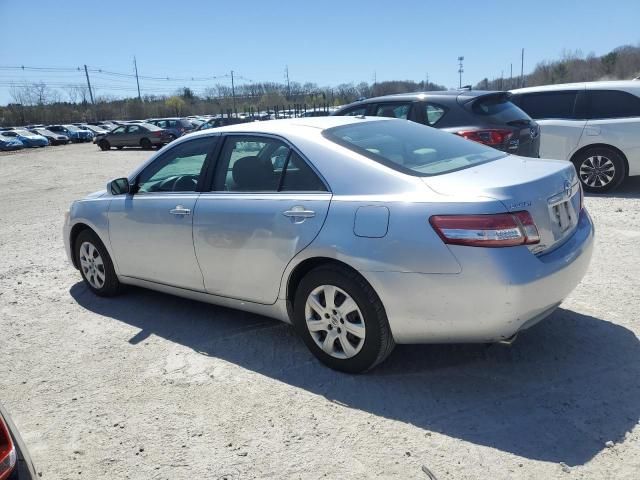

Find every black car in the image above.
[0,403,38,479]
[332,90,540,158]
[195,116,252,131]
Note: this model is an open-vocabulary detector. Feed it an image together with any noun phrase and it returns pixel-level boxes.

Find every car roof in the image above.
[511,80,640,94]
[183,115,388,138]
[344,90,505,104]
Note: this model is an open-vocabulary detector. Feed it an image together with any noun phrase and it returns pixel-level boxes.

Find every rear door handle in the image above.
[283,206,315,223]
[170,205,191,216]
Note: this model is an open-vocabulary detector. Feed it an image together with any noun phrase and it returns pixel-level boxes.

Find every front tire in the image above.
[293,265,395,373]
[75,230,121,297]
[572,147,626,193]
[99,139,110,151]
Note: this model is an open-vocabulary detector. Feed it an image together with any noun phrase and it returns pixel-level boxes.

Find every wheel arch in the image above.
[69,223,93,269]
[285,256,379,319]
[570,143,629,179]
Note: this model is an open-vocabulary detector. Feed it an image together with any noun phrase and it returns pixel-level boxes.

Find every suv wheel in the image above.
[293,265,395,373]
[573,147,626,193]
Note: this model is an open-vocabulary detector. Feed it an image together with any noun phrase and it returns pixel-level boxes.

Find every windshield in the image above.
[65,125,81,132]
[323,119,506,176]
[471,95,530,123]
[15,129,36,136]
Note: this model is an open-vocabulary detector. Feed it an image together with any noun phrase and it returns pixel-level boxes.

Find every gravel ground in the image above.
[1,143,639,480]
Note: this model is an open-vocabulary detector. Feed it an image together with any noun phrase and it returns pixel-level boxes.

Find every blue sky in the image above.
[0,0,639,104]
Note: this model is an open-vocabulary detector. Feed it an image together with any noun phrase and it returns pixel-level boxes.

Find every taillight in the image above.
[0,417,16,480]
[456,129,513,146]
[430,211,540,247]
[152,131,163,137]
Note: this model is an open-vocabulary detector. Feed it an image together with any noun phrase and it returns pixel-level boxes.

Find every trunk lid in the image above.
[423,155,581,254]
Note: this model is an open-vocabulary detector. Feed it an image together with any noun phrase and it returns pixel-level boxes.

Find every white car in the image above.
[511,81,640,192]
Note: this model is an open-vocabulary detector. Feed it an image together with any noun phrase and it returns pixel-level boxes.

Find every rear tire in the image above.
[75,230,121,297]
[140,138,152,150]
[98,139,110,151]
[293,264,395,373]
[572,147,626,193]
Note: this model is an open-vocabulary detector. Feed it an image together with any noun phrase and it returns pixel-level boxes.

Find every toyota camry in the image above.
[64,116,594,372]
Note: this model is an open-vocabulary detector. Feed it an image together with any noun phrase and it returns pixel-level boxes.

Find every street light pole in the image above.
[457,56,464,88]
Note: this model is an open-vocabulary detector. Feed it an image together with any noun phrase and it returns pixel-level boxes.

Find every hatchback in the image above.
[333,90,540,158]
[65,117,593,372]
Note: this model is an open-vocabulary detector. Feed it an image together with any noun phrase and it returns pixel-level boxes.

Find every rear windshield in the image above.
[323,119,506,176]
[472,95,530,123]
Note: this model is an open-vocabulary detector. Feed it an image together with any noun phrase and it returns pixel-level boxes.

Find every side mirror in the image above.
[109,177,130,195]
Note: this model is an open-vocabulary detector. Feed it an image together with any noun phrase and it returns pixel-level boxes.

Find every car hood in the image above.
[85,189,107,200]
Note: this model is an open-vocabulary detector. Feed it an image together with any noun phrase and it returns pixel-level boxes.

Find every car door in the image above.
[125,125,143,146]
[193,134,331,304]
[514,89,586,160]
[108,125,127,146]
[581,89,640,175]
[108,135,219,290]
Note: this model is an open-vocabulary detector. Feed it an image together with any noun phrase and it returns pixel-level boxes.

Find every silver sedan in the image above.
[64,116,594,372]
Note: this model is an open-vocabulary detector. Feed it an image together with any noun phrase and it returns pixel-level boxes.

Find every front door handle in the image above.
[170,205,191,216]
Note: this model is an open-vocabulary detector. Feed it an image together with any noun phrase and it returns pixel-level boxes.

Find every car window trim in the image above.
[131,134,221,195]
[206,132,331,193]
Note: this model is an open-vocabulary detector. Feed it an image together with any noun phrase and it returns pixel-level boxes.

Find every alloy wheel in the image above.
[304,284,366,359]
[579,155,616,188]
[79,241,106,289]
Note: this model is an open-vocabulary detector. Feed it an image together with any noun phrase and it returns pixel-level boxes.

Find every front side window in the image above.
[323,120,505,177]
[518,91,578,120]
[136,137,217,193]
[213,136,325,192]
[374,103,411,120]
[112,126,126,134]
[342,106,367,116]
[588,90,640,119]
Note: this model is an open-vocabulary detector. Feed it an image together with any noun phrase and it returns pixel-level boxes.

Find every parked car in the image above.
[510,81,640,192]
[48,125,93,143]
[96,123,171,150]
[28,127,69,145]
[333,90,540,158]
[64,116,593,372]
[81,124,110,137]
[145,118,195,140]
[0,133,24,151]
[0,403,38,479]
[195,116,251,131]
[1,129,48,147]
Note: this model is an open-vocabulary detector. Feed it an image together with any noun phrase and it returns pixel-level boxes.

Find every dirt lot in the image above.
[1,143,639,479]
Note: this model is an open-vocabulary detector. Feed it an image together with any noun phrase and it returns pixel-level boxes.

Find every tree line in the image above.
[2,43,640,126]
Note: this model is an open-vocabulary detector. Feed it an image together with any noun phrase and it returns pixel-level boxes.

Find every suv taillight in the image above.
[456,129,513,146]
[430,211,540,247]
[0,417,16,480]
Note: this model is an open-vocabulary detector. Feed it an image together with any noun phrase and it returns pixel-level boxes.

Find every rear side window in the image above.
[588,90,640,119]
[374,103,411,120]
[472,96,530,123]
[323,120,505,177]
[425,103,446,126]
[517,91,578,120]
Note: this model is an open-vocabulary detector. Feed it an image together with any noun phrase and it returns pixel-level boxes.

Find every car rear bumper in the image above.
[363,208,594,344]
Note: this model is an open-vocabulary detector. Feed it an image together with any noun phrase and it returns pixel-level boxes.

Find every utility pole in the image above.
[425,72,429,90]
[285,65,291,99]
[230,70,236,115]
[133,56,142,101]
[501,70,504,90]
[83,64,95,104]
[510,63,513,90]
[457,56,464,88]
[520,48,525,88]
